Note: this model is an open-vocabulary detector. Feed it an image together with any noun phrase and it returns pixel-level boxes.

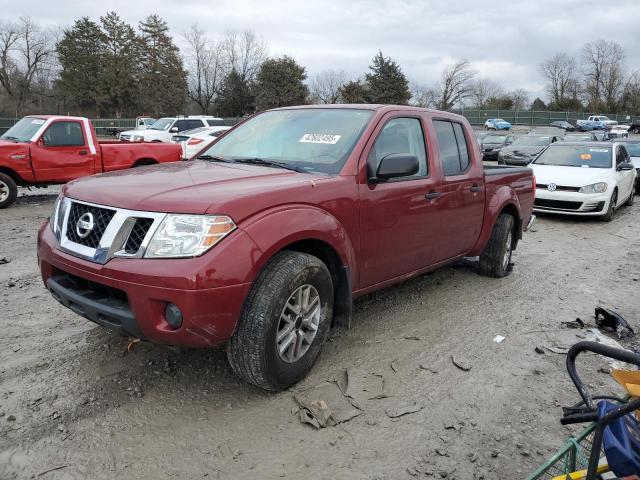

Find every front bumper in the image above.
[38,223,254,347]
[501,156,533,166]
[533,188,609,216]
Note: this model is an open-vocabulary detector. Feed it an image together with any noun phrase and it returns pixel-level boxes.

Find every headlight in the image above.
[132,135,144,142]
[50,196,67,239]
[145,214,236,258]
[579,182,608,193]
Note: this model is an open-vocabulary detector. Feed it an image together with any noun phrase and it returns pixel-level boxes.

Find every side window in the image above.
[207,119,225,127]
[452,123,470,171]
[187,119,204,130]
[42,121,85,147]
[622,146,631,163]
[367,117,428,179]
[616,147,625,165]
[174,120,189,132]
[434,120,470,176]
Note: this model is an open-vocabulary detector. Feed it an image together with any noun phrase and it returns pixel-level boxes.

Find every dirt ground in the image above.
[2,184,640,480]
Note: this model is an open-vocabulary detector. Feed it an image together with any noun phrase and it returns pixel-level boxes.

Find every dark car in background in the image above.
[621,140,640,193]
[550,120,575,131]
[630,119,640,134]
[481,133,515,160]
[498,134,561,166]
[562,132,599,142]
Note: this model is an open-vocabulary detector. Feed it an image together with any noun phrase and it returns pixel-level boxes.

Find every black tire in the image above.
[601,189,617,222]
[0,173,18,209]
[226,251,334,391]
[626,187,635,206]
[478,213,515,278]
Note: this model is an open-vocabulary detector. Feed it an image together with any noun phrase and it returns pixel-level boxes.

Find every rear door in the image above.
[432,119,485,260]
[357,114,442,288]
[30,119,96,182]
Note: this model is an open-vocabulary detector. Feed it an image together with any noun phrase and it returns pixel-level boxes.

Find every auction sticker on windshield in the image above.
[299,134,342,144]
[31,119,45,125]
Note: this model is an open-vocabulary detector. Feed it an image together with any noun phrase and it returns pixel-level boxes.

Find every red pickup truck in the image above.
[0,115,182,208]
[38,105,535,390]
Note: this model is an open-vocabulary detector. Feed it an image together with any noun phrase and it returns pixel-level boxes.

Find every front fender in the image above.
[240,205,356,283]
[469,185,521,256]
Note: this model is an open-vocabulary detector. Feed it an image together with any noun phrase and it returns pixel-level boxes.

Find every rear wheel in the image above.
[226,251,334,391]
[479,213,515,278]
[626,187,635,206]
[601,189,617,222]
[0,173,17,209]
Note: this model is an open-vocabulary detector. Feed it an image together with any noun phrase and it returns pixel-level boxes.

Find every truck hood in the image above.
[0,139,30,157]
[530,164,613,187]
[63,160,327,219]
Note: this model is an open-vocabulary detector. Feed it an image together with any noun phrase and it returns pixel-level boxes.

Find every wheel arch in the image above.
[132,158,157,167]
[0,166,24,186]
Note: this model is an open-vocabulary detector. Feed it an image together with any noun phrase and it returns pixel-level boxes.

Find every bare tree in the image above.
[183,24,224,115]
[309,69,346,104]
[221,29,267,83]
[582,40,626,111]
[410,84,437,108]
[434,59,476,110]
[509,88,529,110]
[0,17,55,115]
[469,78,503,108]
[621,71,640,115]
[540,52,577,106]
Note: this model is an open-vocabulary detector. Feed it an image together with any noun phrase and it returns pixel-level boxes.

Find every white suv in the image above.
[119,116,225,143]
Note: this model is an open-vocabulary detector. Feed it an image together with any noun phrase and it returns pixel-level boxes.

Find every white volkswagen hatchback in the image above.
[531,142,636,221]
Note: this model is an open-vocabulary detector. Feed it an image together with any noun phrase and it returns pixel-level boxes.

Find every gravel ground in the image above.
[2,184,640,479]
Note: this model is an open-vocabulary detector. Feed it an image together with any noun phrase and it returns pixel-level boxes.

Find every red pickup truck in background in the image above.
[38,105,535,391]
[0,115,182,208]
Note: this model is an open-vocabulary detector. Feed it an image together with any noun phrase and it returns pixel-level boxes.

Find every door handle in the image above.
[425,191,441,200]
[469,184,482,192]
[79,150,87,155]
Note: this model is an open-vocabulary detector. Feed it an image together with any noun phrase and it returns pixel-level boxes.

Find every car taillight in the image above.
[187,138,204,145]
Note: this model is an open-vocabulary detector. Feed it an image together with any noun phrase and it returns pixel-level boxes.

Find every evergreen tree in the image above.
[365,51,411,105]
[338,80,369,103]
[98,12,140,117]
[138,15,187,116]
[254,56,308,111]
[216,69,254,117]
[531,97,547,110]
[56,17,103,115]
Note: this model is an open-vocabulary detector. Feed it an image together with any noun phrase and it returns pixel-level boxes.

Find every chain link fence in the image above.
[0,111,637,136]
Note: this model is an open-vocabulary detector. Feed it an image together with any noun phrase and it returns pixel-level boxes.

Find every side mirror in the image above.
[618,162,634,171]
[373,153,419,182]
[170,127,179,133]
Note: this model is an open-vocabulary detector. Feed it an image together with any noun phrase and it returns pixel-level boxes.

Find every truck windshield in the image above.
[1,117,46,142]
[533,145,611,168]
[149,118,174,131]
[200,108,374,174]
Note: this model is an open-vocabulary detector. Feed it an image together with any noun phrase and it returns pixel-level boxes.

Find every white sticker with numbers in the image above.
[299,133,341,145]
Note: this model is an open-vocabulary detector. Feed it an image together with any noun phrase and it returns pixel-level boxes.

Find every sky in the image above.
[3,0,640,101]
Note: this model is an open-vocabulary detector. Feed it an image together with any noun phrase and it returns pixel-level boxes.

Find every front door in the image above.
[31,120,95,183]
[432,119,485,260]
[358,115,442,289]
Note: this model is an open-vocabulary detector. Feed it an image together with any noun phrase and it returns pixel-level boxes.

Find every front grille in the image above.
[123,218,154,254]
[66,202,116,248]
[537,184,581,192]
[534,198,583,210]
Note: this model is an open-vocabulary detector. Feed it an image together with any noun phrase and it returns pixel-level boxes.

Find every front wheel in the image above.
[0,173,18,209]
[601,189,617,222]
[478,214,515,278]
[226,251,334,391]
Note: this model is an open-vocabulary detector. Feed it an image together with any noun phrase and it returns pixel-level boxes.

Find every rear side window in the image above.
[42,121,85,147]
[434,120,470,176]
[207,119,225,127]
[186,119,204,130]
[368,117,428,179]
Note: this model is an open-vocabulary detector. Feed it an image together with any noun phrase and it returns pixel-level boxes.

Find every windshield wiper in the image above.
[197,155,233,162]
[232,157,305,173]
[1,136,18,142]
